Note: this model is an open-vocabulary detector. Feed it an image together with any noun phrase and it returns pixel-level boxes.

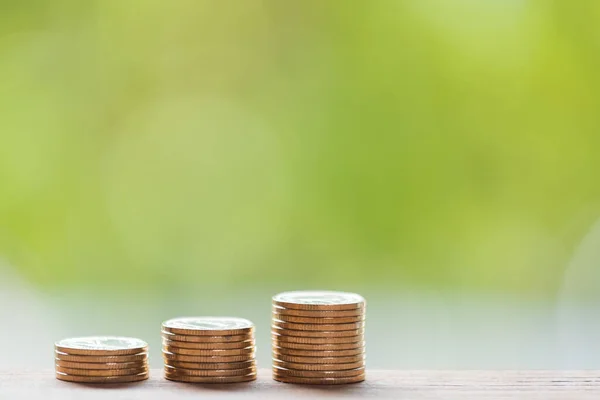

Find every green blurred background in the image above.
[2,0,599,296]
[1,0,600,369]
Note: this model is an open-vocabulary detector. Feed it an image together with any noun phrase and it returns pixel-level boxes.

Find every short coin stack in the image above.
[272,291,366,385]
[161,317,257,383]
[55,336,149,383]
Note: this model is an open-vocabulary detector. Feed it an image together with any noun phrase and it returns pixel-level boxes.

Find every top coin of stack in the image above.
[54,336,149,383]
[271,291,366,385]
[161,317,257,383]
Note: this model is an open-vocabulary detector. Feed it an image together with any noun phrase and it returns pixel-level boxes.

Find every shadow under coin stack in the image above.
[161,317,257,383]
[272,291,366,385]
[54,337,149,383]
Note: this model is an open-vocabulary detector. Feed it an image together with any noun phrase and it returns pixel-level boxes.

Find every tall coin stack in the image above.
[55,337,149,383]
[161,317,257,383]
[271,291,366,385]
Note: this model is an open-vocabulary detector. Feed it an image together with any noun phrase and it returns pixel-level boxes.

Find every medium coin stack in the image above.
[54,337,149,383]
[272,291,366,385]
[161,317,257,383]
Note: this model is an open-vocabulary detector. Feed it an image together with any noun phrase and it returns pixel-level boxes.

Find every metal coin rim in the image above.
[273,366,365,378]
[55,352,148,363]
[164,366,257,377]
[272,346,365,357]
[273,313,365,324]
[55,360,148,370]
[162,317,254,336]
[273,340,366,351]
[271,327,364,338]
[55,365,149,377]
[55,371,149,383]
[162,338,254,350]
[272,320,365,331]
[162,351,255,363]
[162,345,254,356]
[273,373,365,385]
[161,331,254,343]
[273,353,365,364]
[272,291,365,311]
[271,333,363,344]
[164,373,257,383]
[272,306,365,317]
[54,337,148,356]
[164,360,255,370]
[272,359,365,371]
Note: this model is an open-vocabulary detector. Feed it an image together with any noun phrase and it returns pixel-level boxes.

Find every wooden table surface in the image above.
[2,369,599,399]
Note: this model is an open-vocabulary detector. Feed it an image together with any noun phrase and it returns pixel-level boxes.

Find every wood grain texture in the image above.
[1,369,599,399]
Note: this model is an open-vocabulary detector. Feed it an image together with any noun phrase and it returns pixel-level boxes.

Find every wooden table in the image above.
[2,370,599,399]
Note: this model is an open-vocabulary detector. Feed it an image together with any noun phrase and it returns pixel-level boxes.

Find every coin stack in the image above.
[54,336,149,383]
[161,317,257,383]
[271,291,366,385]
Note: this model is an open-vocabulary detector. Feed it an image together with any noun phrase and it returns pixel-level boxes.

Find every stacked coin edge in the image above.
[271,291,366,385]
[54,337,149,383]
[161,317,257,383]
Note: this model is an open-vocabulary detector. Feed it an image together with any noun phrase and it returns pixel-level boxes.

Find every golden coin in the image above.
[273,366,365,378]
[272,359,365,371]
[272,327,364,337]
[272,291,365,311]
[55,352,148,363]
[273,374,365,385]
[273,346,364,357]
[162,317,254,336]
[164,373,256,383]
[162,345,254,356]
[55,337,148,356]
[162,338,253,350]
[273,313,365,324]
[273,341,365,351]
[272,306,364,318]
[165,360,255,370]
[161,331,253,343]
[55,371,149,383]
[273,353,365,364]
[271,333,363,344]
[55,360,148,370]
[55,366,148,377]
[162,350,254,363]
[272,320,364,331]
[164,366,256,377]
